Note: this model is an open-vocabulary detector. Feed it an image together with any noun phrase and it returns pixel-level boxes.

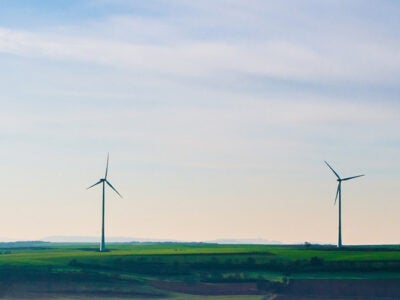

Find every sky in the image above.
[0,0,399,244]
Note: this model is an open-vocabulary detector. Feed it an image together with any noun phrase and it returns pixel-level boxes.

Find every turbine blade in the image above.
[334,184,340,205]
[87,180,102,190]
[106,180,123,198]
[105,153,109,179]
[342,174,365,181]
[324,161,341,179]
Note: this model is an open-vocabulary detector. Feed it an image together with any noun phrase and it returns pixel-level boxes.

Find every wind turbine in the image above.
[325,161,364,248]
[87,153,122,252]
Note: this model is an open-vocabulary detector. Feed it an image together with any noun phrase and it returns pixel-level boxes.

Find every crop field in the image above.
[0,242,400,299]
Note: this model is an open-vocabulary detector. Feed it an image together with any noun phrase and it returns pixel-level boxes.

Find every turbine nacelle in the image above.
[87,154,123,198]
[325,161,364,196]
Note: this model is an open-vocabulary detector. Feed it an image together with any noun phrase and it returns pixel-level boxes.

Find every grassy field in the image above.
[0,242,399,298]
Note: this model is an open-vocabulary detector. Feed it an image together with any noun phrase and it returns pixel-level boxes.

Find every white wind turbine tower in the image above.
[87,153,123,252]
[325,161,364,248]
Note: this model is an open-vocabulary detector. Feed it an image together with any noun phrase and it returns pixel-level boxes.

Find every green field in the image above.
[0,242,400,299]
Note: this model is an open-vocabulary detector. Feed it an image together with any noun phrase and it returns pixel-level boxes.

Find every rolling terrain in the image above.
[0,242,399,299]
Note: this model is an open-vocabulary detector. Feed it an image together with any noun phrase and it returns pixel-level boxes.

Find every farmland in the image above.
[0,242,400,299]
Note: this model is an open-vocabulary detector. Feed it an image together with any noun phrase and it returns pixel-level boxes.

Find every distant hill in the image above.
[42,236,281,244]
[209,238,282,245]
[0,241,50,249]
[42,236,180,243]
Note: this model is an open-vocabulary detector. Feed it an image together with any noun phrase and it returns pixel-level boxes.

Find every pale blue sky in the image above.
[0,1,399,244]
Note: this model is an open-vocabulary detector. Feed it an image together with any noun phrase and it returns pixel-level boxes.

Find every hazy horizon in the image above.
[1,1,399,245]
[0,235,281,244]
[1,235,398,246]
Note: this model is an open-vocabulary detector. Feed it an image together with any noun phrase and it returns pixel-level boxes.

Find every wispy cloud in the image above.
[1,1,400,85]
